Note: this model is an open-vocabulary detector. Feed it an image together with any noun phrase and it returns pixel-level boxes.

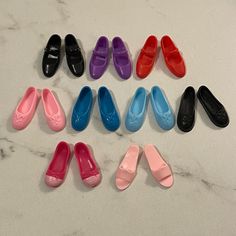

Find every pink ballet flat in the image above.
[74,142,101,188]
[144,144,173,188]
[45,141,71,187]
[115,144,140,191]
[12,87,40,130]
[41,88,66,131]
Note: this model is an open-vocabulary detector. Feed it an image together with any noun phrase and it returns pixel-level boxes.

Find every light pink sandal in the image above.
[144,144,173,188]
[41,88,66,131]
[115,144,140,191]
[12,87,40,130]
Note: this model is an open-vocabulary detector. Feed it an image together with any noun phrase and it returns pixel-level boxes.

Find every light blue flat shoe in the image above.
[125,87,147,132]
[150,86,175,130]
[98,86,120,131]
[71,86,93,131]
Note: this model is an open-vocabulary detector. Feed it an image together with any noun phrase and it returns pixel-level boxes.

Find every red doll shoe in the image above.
[45,141,71,187]
[161,35,186,78]
[136,35,158,79]
[74,142,101,188]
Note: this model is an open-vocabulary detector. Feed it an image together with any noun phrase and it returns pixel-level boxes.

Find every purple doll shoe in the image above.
[89,36,109,79]
[112,37,132,80]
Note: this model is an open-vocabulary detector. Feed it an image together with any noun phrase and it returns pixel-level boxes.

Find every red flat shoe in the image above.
[45,141,71,187]
[161,35,186,78]
[136,35,158,79]
[74,142,101,188]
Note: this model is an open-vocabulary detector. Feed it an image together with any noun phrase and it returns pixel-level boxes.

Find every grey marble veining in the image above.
[0,0,236,235]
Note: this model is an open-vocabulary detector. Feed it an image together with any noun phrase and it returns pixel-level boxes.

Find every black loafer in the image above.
[42,34,61,77]
[177,86,196,132]
[197,86,229,128]
[65,34,85,77]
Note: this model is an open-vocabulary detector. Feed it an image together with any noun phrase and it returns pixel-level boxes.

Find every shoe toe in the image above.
[115,178,130,191]
[83,174,101,188]
[45,175,63,187]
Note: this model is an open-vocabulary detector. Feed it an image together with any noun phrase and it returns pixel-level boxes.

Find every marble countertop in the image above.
[0,0,236,235]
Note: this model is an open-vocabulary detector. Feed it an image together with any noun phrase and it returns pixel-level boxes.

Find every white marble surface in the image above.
[0,0,236,235]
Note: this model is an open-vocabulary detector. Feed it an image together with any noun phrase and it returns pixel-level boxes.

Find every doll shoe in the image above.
[144,144,173,188]
[12,87,40,130]
[125,87,147,132]
[89,36,109,79]
[112,37,132,79]
[41,88,66,131]
[136,35,158,79]
[42,34,61,77]
[74,142,101,188]
[197,86,229,128]
[71,86,93,131]
[177,86,195,132]
[115,144,140,191]
[150,86,175,130]
[98,86,120,131]
[161,35,186,78]
[65,34,85,77]
[45,141,71,187]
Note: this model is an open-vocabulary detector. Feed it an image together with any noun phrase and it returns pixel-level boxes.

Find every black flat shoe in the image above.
[42,34,61,77]
[65,34,85,77]
[197,86,229,128]
[177,86,195,132]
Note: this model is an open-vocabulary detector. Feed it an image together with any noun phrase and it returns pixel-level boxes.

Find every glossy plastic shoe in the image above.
[45,141,71,187]
[74,142,101,188]
[125,87,147,132]
[89,36,109,79]
[144,144,174,188]
[115,144,140,191]
[71,86,93,131]
[42,34,61,77]
[136,35,158,79]
[161,35,186,78]
[12,87,40,130]
[42,88,66,131]
[197,86,229,128]
[177,86,195,132]
[98,86,120,131]
[65,34,85,77]
[112,37,132,79]
[150,86,175,130]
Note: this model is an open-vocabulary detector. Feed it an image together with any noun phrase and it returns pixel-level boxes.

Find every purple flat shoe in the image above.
[89,36,109,79]
[112,37,132,80]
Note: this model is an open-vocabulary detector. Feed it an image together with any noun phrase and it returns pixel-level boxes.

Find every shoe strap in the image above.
[93,49,108,57]
[153,164,171,181]
[142,48,155,57]
[116,167,135,182]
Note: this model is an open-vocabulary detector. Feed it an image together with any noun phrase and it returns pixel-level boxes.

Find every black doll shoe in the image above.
[65,34,85,77]
[177,86,196,132]
[42,34,61,77]
[197,86,229,128]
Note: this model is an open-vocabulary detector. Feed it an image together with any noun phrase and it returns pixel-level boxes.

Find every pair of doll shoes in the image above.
[125,86,175,132]
[115,144,174,191]
[89,36,132,80]
[45,141,101,188]
[12,87,65,131]
[136,35,186,78]
[177,86,229,132]
[71,86,120,132]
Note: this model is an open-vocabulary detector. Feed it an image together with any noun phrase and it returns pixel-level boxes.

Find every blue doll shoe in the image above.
[98,86,120,131]
[150,86,175,130]
[125,87,147,132]
[71,86,93,131]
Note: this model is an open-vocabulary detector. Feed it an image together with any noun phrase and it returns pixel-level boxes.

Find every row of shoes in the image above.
[12,85,229,132]
[44,141,173,190]
[42,34,186,79]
